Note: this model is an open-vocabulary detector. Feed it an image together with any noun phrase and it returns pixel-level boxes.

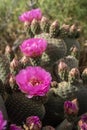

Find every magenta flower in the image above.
[19,8,42,23]
[20,38,47,58]
[10,124,22,130]
[78,114,87,130]
[26,116,42,130]
[16,66,52,98]
[81,123,87,130]
[64,100,79,115]
[0,111,7,130]
[81,114,87,123]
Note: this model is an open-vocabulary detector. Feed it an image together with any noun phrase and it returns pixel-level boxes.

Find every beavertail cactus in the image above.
[77,88,87,116]
[35,33,67,69]
[52,57,78,82]
[42,88,64,127]
[5,92,45,125]
[51,68,83,100]
[60,23,80,55]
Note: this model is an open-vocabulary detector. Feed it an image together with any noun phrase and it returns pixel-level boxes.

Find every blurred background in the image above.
[0,0,87,46]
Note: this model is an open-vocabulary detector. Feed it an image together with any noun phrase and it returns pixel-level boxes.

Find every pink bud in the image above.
[5,45,12,54]
[64,99,79,115]
[51,20,59,27]
[70,46,78,53]
[26,116,42,130]
[82,68,87,75]
[70,24,77,32]
[9,74,15,85]
[62,24,70,31]
[41,16,49,23]
[58,61,68,72]
[69,68,80,78]
[10,58,19,69]
[20,56,29,64]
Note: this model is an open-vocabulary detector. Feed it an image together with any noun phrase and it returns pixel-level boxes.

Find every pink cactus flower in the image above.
[81,114,87,123]
[64,100,79,115]
[20,38,47,58]
[81,123,87,130]
[26,116,42,130]
[10,124,22,130]
[0,111,7,130]
[16,66,52,98]
[78,114,87,130]
[19,8,42,23]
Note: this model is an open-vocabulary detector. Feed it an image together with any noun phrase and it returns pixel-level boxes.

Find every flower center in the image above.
[30,78,42,86]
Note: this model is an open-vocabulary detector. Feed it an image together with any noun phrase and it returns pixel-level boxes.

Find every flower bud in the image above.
[9,74,15,85]
[5,45,12,54]
[58,61,68,72]
[69,68,80,80]
[61,24,70,32]
[78,114,87,130]
[64,99,79,115]
[26,116,42,130]
[70,24,77,33]
[10,58,19,70]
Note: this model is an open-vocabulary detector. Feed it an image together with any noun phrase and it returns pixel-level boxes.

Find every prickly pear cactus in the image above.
[77,88,87,116]
[5,92,45,125]
[60,24,80,55]
[42,88,64,127]
[64,55,78,69]
[35,34,67,68]
[0,54,10,84]
[52,57,78,82]
[32,19,67,71]
[57,81,82,100]
[52,68,83,100]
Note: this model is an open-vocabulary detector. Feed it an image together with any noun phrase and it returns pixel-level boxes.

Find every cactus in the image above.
[5,92,45,125]
[0,54,10,84]
[55,119,73,130]
[64,55,78,69]
[60,24,80,55]
[76,88,87,116]
[51,68,83,100]
[81,68,87,86]
[42,89,64,127]
[34,20,67,69]
[52,56,78,82]
[35,33,67,68]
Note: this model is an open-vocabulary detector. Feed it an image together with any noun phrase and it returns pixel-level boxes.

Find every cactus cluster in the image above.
[0,7,87,130]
